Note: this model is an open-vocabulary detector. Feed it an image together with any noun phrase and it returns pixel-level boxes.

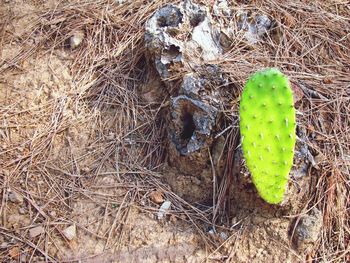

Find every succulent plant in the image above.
[239,68,296,204]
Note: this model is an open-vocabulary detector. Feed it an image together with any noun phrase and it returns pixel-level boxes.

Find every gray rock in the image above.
[157,201,172,220]
[293,208,323,251]
[170,95,217,155]
[213,0,231,17]
[180,65,229,104]
[69,31,84,49]
[291,128,315,179]
[219,231,228,240]
[145,0,222,79]
[0,242,9,249]
[8,190,24,204]
[191,16,222,61]
[236,11,272,44]
[49,210,57,217]
[29,226,44,238]
[18,207,26,215]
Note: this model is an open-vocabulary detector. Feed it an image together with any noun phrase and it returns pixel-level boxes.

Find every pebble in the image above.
[219,232,228,240]
[208,227,216,235]
[8,190,24,204]
[293,208,323,251]
[157,201,171,220]
[18,207,26,215]
[0,242,9,249]
[149,190,164,204]
[29,226,44,238]
[63,224,76,240]
[49,210,57,217]
[69,31,84,49]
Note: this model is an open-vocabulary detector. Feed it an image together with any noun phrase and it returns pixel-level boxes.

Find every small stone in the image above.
[293,208,323,251]
[69,31,84,49]
[29,226,44,238]
[213,0,231,16]
[20,252,28,262]
[208,228,215,235]
[8,190,24,204]
[219,232,228,240]
[63,224,76,240]
[18,207,26,215]
[81,167,90,173]
[149,191,164,204]
[8,214,30,229]
[49,210,57,217]
[157,201,171,220]
[0,242,9,249]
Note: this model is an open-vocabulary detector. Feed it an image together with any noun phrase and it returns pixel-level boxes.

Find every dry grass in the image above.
[0,0,349,262]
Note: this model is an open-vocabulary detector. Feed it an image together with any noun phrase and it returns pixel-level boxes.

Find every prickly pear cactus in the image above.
[239,68,296,204]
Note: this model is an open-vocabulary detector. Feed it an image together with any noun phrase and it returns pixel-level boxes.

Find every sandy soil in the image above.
[1,0,349,262]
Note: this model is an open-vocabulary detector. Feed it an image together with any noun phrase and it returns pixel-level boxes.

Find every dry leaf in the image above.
[9,246,20,259]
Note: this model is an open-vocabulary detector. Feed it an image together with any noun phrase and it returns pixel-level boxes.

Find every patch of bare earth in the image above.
[1,0,349,262]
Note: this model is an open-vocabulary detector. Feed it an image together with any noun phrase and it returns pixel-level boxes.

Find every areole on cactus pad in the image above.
[239,68,296,204]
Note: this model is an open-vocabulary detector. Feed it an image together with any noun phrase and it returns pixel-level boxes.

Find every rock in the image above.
[213,0,231,17]
[149,191,165,204]
[161,68,229,203]
[69,31,84,49]
[293,208,323,251]
[236,11,272,44]
[49,210,57,217]
[63,224,76,240]
[8,214,30,229]
[157,201,171,220]
[0,242,9,249]
[29,226,44,238]
[20,252,28,262]
[145,4,184,79]
[8,190,24,204]
[170,95,217,156]
[115,0,127,4]
[180,65,229,104]
[18,207,26,215]
[208,228,215,235]
[290,128,314,179]
[191,15,222,61]
[219,232,228,240]
[145,0,222,79]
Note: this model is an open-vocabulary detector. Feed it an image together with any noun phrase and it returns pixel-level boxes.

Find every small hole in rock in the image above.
[165,44,181,59]
[189,12,205,27]
[181,112,196,140]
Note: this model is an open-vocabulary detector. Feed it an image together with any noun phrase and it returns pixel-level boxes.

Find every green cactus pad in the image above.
[239,68,296,204]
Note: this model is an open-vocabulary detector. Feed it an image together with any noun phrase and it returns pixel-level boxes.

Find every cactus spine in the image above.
[239,68,296,204]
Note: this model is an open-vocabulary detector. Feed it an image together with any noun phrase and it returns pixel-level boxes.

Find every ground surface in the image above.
[0,0,349,262]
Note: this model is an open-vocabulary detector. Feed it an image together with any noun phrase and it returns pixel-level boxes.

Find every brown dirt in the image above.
[1,0,349,262]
